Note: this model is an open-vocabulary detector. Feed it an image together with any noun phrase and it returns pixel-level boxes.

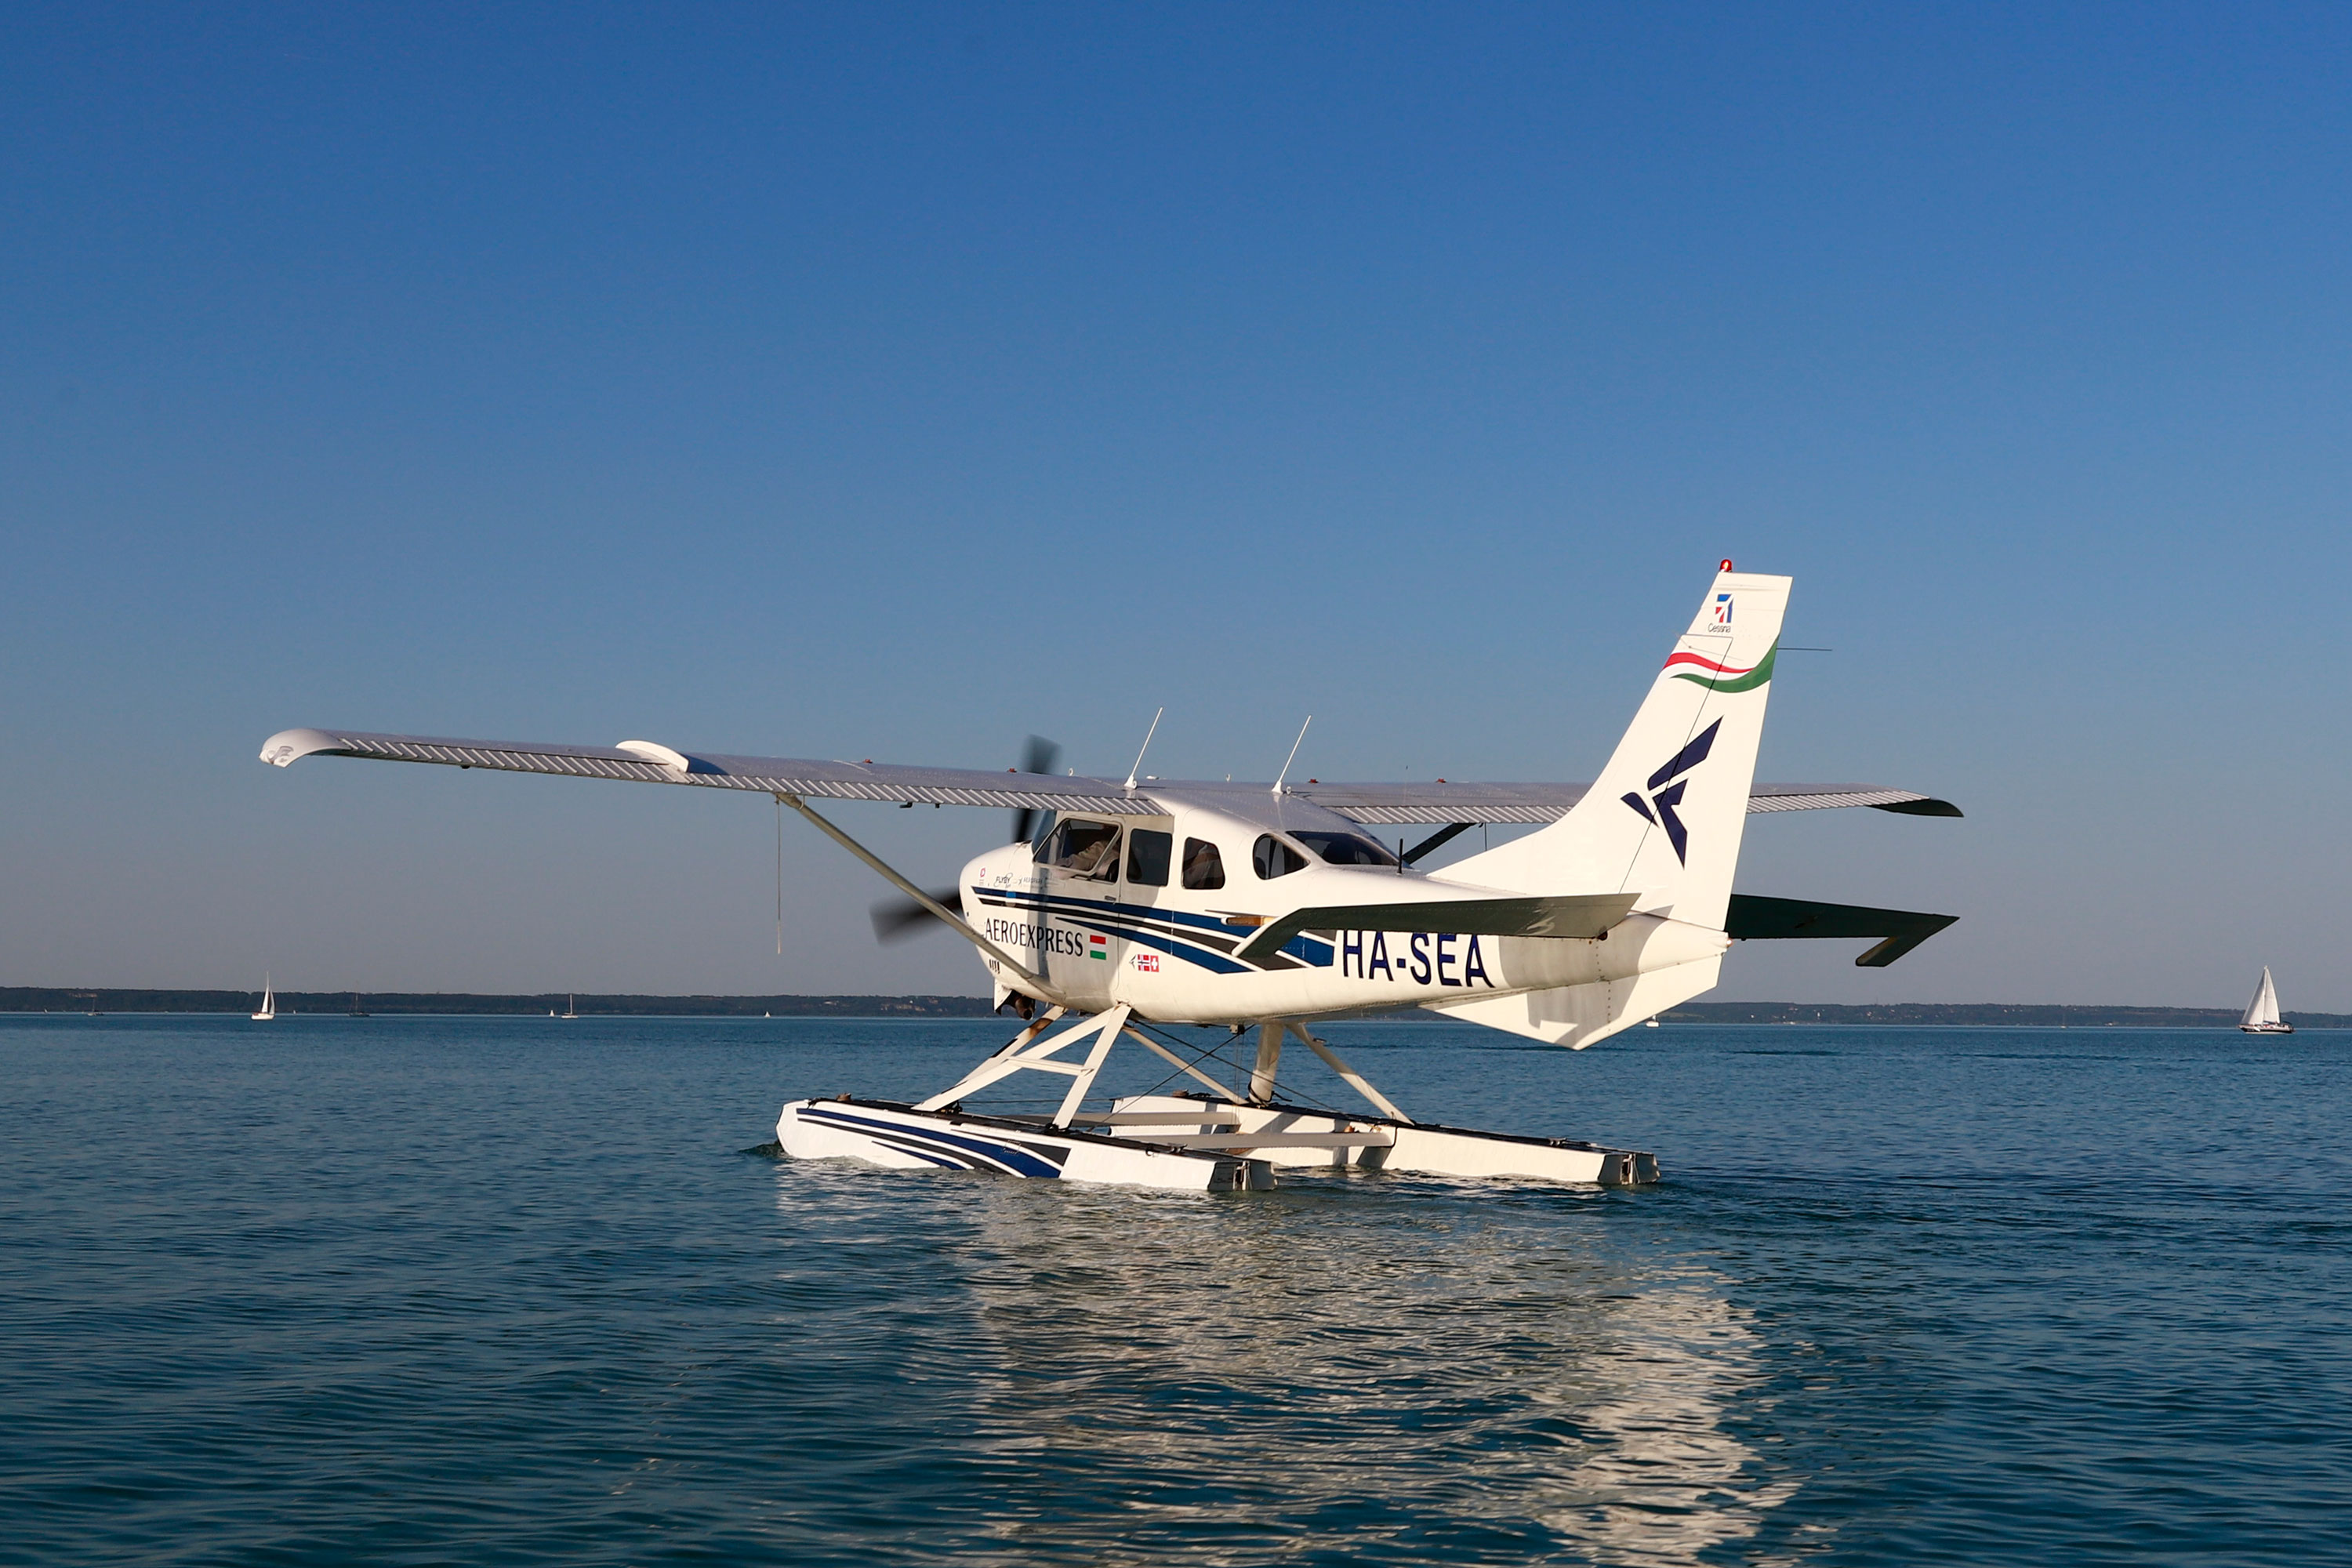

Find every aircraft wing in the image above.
[260,728,1959,822]
[1283,780,1962,824]
[257,728,1163,813]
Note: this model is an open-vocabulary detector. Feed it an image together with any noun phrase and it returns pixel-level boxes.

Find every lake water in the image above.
[4,1014,2347,1566]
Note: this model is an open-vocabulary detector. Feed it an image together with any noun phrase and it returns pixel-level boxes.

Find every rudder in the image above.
[1443,566,1790,930]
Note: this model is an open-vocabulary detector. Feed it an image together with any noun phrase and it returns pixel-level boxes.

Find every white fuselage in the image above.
[960,789,1726,1027]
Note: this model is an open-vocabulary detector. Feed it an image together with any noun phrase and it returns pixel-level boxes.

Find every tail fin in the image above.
[1443,567,1790,929]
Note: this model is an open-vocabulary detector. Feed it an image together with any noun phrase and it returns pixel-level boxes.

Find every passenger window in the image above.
[1253,834,1308,880]
[1292,830,1399,868]
[1181,837,1225,891]
[1127,829,1172,887]
[1044,820,1122,880]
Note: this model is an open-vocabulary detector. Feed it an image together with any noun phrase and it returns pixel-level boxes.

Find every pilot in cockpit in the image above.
[1044,820,1122,880]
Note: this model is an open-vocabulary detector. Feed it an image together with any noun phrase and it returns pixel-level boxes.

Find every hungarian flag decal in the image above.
[1088,934,1109,960]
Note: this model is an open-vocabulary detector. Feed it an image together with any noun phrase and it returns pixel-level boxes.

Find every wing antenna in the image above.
[1124,708,1163,793]
[1272,716,1312,797]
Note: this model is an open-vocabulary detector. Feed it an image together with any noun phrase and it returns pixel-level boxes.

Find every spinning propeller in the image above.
[869,735,1059,943]
[1007,735,1061,847]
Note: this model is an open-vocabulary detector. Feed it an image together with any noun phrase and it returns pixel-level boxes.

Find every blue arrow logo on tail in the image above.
[1620,719,1722,864]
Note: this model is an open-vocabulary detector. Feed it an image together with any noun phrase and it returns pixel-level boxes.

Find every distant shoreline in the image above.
[1661,1001,2352,1029]
[0,988,998,1018]
[2,988,2343,1029]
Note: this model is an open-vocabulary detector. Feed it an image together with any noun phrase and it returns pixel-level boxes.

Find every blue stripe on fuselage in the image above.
[1056,913,1251,975]
[977,884,1238,936]
[973,885,1334,971]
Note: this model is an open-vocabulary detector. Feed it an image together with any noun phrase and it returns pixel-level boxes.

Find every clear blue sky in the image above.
[5,2,2347,1007]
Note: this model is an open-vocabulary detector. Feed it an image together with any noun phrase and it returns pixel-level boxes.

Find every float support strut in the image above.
[916,1005,1109,1111]
[1118,1025,1244,1102]
[1052,1005,1131,1127]
[1250,1022,1283,1103]
[1291,1025,1413,1123]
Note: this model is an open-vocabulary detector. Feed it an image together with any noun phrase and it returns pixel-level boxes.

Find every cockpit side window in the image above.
[1292,830,1400,869]
[1252,834,1308,880]
[1042,819,1122,880]
[1127,829,1172,887]
[1181,837,1225,891]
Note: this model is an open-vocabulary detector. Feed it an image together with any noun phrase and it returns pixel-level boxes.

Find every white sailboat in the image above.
[2239,967,2293,1034]
[252,976,276,1022]
[561,995,579,1019]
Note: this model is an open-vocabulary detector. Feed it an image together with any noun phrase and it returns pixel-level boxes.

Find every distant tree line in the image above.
[1657,1001,2352,1029]
[0,989,1000,1017]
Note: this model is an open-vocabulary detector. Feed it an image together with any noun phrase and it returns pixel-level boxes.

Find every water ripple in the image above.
[2,1016,2347,1565]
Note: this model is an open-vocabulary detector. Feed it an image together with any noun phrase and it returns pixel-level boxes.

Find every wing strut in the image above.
[773,791,1072,1007]
[1400,822,1475,865]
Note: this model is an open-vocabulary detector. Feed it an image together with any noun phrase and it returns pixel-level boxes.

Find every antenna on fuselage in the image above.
[1124,707,1163,793]
[1272,716,1312,797]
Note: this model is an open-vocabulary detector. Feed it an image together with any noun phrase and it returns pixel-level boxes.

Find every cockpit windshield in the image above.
[1292,830,1400,869]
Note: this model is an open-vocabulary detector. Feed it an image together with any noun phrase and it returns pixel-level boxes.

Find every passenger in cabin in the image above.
[1181,837,1225,890]
[1126,829,1172,887]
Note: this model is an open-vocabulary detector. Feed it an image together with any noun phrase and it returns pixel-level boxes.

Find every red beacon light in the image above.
[1719,559,1734,571]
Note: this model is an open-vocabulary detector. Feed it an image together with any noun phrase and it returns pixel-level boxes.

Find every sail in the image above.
[2241,967,2281,1029]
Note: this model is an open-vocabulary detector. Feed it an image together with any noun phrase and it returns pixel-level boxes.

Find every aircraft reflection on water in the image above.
[784,1166,1805,1566]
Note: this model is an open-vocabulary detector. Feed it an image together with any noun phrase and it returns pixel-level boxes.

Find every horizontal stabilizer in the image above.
[1747,786,1962,818]
[1235,893,1638,964]
[1725,894,1957,967]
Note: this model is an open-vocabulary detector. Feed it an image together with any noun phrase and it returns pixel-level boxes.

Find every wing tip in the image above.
[1854,913,1962,967]
[259,728,345,768]
[1869,797,1964,818]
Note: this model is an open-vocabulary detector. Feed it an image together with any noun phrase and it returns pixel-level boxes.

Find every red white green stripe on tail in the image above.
[1664,641,1777,692]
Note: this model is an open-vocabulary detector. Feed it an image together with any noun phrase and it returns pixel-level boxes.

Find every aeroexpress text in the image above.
[982,917,1094,958]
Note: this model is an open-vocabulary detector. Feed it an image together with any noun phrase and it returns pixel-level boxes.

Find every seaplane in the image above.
[260,564,1958,1192]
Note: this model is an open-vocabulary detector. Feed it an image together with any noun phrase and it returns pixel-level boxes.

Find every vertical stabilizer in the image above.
[1443,567,1790,931]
